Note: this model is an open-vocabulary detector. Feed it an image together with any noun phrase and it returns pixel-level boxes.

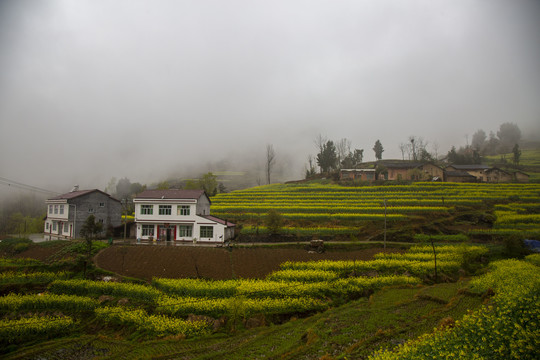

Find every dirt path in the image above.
[94,245,403,280]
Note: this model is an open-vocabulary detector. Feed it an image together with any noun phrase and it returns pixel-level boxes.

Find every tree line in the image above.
[305,122,525,178]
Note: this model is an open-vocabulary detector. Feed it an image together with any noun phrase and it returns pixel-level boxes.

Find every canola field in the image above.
[211,182,540,237]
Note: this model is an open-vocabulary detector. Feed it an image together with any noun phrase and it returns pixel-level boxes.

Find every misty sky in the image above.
[1,0,539,191]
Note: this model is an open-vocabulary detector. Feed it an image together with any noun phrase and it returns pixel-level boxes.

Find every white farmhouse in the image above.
[133,189,235,243]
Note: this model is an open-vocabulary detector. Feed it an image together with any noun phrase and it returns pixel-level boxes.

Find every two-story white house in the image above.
[133,189,235,243]
[44,188,122,240]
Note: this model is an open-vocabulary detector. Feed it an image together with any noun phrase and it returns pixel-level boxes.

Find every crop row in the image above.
[49,279,162,303]
[0,315,75,345]
[157,295,328,319]
[95,306,211,338]
[212,205,450,214]
[212,212,406,221]
[0,271,71,285]
[370,259,540,360]
[240,226,360,236]
[0,293,99,312]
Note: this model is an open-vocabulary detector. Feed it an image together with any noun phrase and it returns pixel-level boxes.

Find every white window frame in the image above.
[200,226,213,238]
[141,205,153,215]
[179,225,192,237]
[142,224,154,237]
[99,202,105,207]
[159,205,172,215]
[59,205,64,215]
[54,205,58,214]
[178,205,190,216]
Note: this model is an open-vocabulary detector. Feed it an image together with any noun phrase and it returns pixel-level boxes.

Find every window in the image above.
[200,226,213,238]
[178,205,190,216]
[46,223,49,230]
[141,205,153,215]
[54,205,58,214]
[159,205,172,215]
[99,202,105,207]
[142,225,154,237]
[52,222,57,231]
[59,205,64,215]
[49,205,53,214]
[179,225,192,237]
[88,208,94,214]
[64,223,69,233]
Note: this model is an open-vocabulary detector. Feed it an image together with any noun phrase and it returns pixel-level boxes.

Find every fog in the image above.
[1,0,539,193]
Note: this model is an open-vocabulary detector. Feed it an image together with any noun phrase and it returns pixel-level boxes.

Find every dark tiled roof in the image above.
[447,164,490,170]
[135,189,206,200]
[47,189,118,201]
[384,162,423,169]
[445,171,476,178]
[200,215,235,227]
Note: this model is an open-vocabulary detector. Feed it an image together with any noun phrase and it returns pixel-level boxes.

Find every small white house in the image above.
[133,189,235,243]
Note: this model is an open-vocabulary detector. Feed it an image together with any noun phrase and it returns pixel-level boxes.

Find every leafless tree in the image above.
[336,138,351,169]
[265,144,276,184]
[399,143,407,161]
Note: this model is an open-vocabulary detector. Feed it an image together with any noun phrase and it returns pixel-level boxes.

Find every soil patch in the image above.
[13,244,67,263]
[94,245,403,280]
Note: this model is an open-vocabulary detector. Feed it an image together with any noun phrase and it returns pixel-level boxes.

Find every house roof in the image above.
[200,215,235,227]
[384,162,424,169]
[47,189,119,202]
[447,164,490,170]
[484,167,511,175]
[135,189,207,201]
[340,168,376,172]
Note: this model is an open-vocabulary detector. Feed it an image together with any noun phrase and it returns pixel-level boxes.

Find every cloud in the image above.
[0,0,539,191]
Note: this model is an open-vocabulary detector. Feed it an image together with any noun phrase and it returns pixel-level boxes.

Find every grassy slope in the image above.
[484,148,540,182]
[4,279,482,360]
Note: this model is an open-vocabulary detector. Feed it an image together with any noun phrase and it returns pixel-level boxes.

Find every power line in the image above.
[0,176,60,195]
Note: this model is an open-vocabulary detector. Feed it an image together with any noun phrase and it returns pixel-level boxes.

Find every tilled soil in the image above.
[94,245,402,280]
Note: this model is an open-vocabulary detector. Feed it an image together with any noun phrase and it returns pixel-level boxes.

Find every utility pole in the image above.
[383,199,387,249]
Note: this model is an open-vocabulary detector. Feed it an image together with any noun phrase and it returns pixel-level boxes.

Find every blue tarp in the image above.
[523,239,540,252]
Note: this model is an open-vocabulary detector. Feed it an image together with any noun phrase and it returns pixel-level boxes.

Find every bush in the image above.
[502,237,529,259]
[265,210,284,235]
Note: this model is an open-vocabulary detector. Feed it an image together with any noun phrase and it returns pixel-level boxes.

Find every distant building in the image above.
[445,165,528,183]
[44,188,122,240]
[339,168,376,181]
[133,189,235,243]
[444,170,477,183]
[445,165,491,182]
[384,162,444,181]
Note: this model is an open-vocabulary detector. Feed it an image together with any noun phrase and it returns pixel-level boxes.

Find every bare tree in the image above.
[336,138,352,169]
[265,144,276,184]
[399,143,407,161]
[431,142,440,161]
[314,134,327,173]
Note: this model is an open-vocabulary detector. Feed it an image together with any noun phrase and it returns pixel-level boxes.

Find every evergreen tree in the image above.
[373,140,384,160]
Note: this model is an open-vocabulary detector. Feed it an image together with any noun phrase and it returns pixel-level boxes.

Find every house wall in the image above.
[70,192,122,238]
[387,168,409,181]
[196,196,211,215]
[45,191,121,239]
[134,199,230,242]
[514,172,529,183]
[421,164,444,179]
